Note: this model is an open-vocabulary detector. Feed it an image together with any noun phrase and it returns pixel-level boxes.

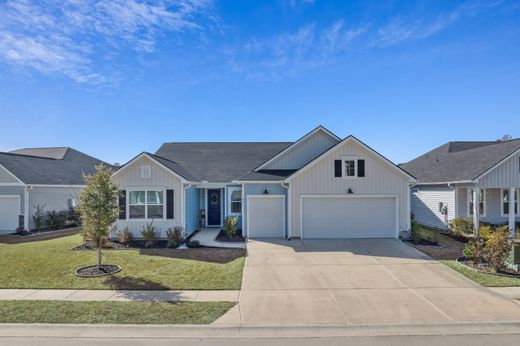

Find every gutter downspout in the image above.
[281,182,290,239]
[408,182,416,234]
[24,186,30,231]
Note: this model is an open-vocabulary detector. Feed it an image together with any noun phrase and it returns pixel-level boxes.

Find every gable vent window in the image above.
[141,165,151,179]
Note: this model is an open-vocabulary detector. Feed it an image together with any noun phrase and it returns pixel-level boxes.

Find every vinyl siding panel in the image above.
[243,183,287,235]
[289,140,410,238]
[411,185,455,230]
[28,186,83,230]
[263,130,338,170]
[0,166,20,184]
[479,151,520,188]
[457,188,520,224]
[112,156,183,237]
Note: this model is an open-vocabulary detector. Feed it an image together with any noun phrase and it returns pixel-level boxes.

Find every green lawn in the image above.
[441,260,520,287]
[0,235,244,290]
[0,300,234,324]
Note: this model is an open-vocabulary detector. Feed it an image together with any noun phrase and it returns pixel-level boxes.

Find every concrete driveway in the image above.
[216,238,520,325]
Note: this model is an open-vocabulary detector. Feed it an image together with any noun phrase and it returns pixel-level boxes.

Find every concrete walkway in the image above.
[191,228,246,249]
[0,289,239,302]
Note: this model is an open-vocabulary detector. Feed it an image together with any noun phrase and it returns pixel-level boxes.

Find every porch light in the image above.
[347,188,353,194]
[263,189,269,195]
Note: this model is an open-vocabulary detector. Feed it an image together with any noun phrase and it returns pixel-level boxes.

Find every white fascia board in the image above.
[285,135,416,183]
[111,152,189,183]
[254,125,341,171]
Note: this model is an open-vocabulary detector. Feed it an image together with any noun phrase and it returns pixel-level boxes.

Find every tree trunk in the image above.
[97,247,102,269]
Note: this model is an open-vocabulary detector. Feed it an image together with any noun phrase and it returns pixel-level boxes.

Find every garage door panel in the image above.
[302,197,396,239]
[0,196,20,232]
[248,197,285,238]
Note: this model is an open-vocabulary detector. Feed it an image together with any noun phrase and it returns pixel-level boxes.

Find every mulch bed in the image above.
[456,256,520,278]
[0,227,81,244]
[75,264,121,278]
[408,234,466,260]
[215,229,245,243]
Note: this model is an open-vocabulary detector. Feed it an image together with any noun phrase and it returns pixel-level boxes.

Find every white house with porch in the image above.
[401,139,520,235]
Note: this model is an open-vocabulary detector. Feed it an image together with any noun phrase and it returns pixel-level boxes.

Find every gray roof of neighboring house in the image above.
[0,147,111,185]
[400,139,520,184]
[237,169,297,181]
[155,142,293,182]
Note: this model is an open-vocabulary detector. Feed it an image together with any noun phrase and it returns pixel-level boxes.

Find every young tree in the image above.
[79,165,119,268]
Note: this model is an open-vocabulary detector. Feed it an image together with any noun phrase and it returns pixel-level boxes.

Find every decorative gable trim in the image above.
[111,152,189,183]
[285,135,416,182]
[254,125,341,171]
[472,147,520,182]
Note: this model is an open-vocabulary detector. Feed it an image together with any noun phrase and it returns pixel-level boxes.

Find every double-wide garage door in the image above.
[0,196,20,232]
[302,196,397,239]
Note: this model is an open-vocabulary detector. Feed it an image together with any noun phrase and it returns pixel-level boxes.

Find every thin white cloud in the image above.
[0,0,216,85]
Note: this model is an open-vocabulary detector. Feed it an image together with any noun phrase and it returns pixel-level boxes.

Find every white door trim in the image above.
[246,195,286,238]
[299,194,399,239]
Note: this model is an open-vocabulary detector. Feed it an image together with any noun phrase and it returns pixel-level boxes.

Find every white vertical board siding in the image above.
[112,156,183,236]
[289,140,410,238]
[0,166,20,184]
[457,187,520,224]
[263,130,338,170]
[411,185,455,230]
[29,186,84,230]
[479,151,520,188]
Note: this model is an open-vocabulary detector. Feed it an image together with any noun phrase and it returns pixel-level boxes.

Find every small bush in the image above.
[45,210,68,230]
[463,238,485,266]
[32,204,45,231]
[117,226,134,246]
[224,216,238,238]
[166,226,185,245]
[449,217,473,238]
[188,240,201,248]
[483,226,512,271]
[68,206,82,226]
[167,239,178,249]
[140,222,159,248]
[478,225,494,241]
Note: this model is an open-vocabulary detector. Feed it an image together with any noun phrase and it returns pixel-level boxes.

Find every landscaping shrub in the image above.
[32,204,45,231]
[68,206,82,226]
[483,226,512,271]
[45,210,68,230]
[224,216,238,238]
[117,226,134,246]
[478,225,494,241]
[140,222,159,248]
[463,238,485,266]
[188,240,201,248]
[449,217,473,238]
[165,226,185,249]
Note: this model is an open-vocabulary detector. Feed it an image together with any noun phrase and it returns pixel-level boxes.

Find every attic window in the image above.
[141,165,151,179]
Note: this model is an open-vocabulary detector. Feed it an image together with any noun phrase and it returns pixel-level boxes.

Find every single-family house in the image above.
[401,139,520,234]
[112,126,415,239]
[0,147,111,233]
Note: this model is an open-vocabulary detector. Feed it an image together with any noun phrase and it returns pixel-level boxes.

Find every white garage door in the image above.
[302,196,397,239]
[247,195,285,238]
[0,196,20,232]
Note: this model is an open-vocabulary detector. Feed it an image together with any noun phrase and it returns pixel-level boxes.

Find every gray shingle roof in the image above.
[147,153,198,181]
[401,139,520,184]
[237,169,297,181]
[0,147,111,185]
[155,142,293,182]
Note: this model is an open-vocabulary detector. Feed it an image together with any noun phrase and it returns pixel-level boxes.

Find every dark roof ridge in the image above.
[0,151,58,160]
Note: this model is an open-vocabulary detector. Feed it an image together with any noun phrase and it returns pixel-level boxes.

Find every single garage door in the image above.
[301,196,397,239]
[0,196,20,232]
[247,195,285,238]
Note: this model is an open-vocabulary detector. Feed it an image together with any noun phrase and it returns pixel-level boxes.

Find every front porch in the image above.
[456,187,520,236]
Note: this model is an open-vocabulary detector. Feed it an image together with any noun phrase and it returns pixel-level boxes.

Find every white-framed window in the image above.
[141,165,151,179]
[501,189,519,216]
[467,188,486,217]
[342,156,357,178]
[128,190,164,219]
[228,187,242,215]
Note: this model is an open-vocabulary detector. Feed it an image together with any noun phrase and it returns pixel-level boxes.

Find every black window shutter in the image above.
[334,160,342,177]
[166,190,174,219]
[358,160,365,177]
[118,190,126,220]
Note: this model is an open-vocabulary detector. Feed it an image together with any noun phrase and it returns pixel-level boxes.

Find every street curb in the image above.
[0,321,520,338]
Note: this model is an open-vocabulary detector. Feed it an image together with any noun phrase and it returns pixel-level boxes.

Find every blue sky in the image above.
[0,0,519,165]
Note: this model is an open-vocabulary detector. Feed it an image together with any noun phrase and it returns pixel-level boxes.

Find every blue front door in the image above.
[207,189,221,226]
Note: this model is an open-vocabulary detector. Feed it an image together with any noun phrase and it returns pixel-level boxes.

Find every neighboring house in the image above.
[0,147,111,233]
[401,139,520,233]
[112,126,415,239]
